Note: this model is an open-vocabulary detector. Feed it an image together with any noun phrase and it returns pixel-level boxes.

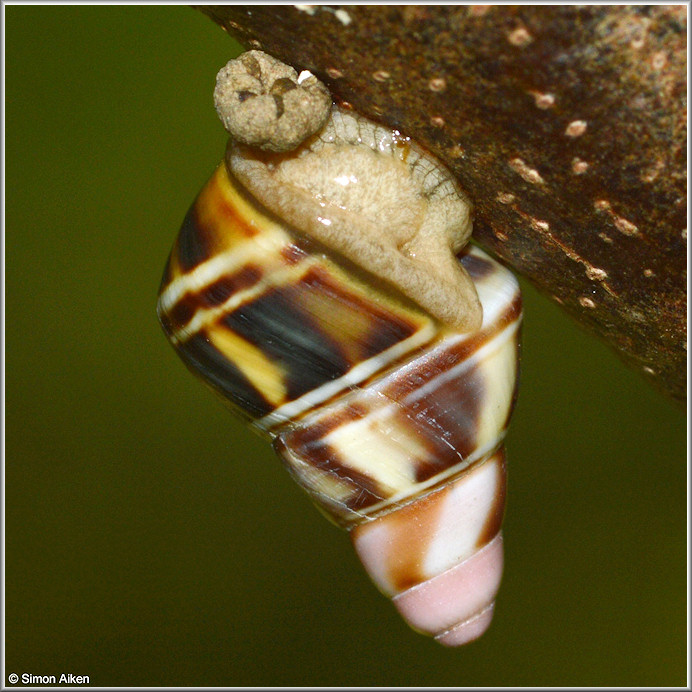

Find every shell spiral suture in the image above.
[158,52,522,647]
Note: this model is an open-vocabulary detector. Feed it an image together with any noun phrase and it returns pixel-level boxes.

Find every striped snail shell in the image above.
[158,52,522,647]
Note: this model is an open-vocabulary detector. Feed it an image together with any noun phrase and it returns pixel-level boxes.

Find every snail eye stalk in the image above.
[157,51,522,646]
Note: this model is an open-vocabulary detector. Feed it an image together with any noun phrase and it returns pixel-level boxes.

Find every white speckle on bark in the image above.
[294,5,317,16]
[448,144,465,159]
[508,26,533,47]
[613,216,639,236]
[572,157,589,174]
[565,120,588,137]
[651,51,667,70]
[530,218,550,232]
[531,91,555,109]
[428,77,447,92]
[333,9,352,25]
[294,5,351,25]
[586,266,608,281]
[509,158,545,184]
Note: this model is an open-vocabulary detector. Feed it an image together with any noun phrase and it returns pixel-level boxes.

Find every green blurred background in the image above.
[6,6,686,687]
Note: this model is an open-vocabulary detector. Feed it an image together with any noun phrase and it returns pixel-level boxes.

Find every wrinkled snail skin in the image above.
[226,104,484,333]
[158,65,522,646]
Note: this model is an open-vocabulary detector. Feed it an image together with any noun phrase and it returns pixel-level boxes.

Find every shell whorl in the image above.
[157,160,521,644]
[158,52,522,646]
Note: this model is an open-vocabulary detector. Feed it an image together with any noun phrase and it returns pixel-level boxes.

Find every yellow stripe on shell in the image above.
[160,164,438,349]
[195,164,291,250]
[158,165,295,314]
[322,410,431,494]
[206,325,287,407]
[472,327,519,454]
[165,257,321,345]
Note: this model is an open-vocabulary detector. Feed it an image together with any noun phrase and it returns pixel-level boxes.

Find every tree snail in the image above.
[157,51,522,647]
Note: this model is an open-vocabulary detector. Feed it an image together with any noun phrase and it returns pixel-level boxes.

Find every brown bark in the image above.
[196,5,687,402]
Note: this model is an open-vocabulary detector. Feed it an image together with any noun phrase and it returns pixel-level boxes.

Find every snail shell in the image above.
[158,72,521,645]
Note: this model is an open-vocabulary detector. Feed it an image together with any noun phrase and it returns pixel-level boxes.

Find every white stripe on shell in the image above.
[353,433,507,523]
[163,256,321,345]
[422,454,503,578]
[289,317,520,522]
[157,226,292,315]
[252,321,438,431]
[405,318,520,406]
[473,266,520,331]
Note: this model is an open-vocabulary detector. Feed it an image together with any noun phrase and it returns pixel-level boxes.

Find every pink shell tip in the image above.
[435,603,495,647]
[392,533,503,638]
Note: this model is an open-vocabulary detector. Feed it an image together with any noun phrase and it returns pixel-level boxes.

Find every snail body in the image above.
[158,52,522,646]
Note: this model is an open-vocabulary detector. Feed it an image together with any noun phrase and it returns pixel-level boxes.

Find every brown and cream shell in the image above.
[157,53,522,646]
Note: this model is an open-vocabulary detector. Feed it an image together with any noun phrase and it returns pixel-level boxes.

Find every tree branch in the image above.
[196,4,686,402]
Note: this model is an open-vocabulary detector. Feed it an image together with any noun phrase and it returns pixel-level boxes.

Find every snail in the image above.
[158,51,522,647]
